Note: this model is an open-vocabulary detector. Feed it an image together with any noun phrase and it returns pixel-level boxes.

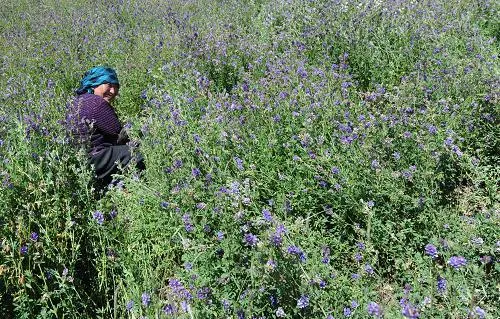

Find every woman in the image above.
[67,66,144,188]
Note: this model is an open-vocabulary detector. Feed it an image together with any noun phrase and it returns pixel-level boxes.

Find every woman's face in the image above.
[93,83,119,103]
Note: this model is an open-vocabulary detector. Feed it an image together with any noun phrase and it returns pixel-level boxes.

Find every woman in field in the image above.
[66,66,144,188]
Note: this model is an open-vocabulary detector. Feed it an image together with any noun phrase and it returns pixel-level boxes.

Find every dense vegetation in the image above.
[1,0,498,318]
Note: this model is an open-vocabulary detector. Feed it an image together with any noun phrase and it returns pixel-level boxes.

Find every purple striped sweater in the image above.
[67,93,127,154]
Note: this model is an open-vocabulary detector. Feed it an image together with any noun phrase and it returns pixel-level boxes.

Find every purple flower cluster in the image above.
[270,224,287,246]
[424,244,438,259]
[437,276,447,294]
[93,211,104,225]
[448,256,467,269]
[287,245,307,262]
[244,233,258,247]
[367,301,383,317]
[297,295,309,309]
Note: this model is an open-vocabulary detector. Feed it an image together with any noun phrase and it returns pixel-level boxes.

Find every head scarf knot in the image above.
[76,66,119,95]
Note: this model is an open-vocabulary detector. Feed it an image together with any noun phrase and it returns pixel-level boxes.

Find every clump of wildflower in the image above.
[270,224,286,246]
[20,245,28,255]
[297,295,309,309]
[221,299,230,312]
[141,292,151,306]
[126,300,134,312]
[322,246,330,264]
[30,232,39,242]
[354,252,363,262]
[344,307,352,317]
[182,214,194,232]
[266,259,276,271]
[448,256,467,269]
[93,211,104,225]
[287,245,307,262]
[473,306,486,319]
[234,157,244,170]
[244,233,258,247]
[191,167,201,178]
[262,209,272,222]
[424,244,438,259]
[365,263,375,275]
[163,304,177,315]
[437,276,447,294]
[216,231,224,241]
[367,301,383,317]
[401,303,420,318]
[356,242,366,250]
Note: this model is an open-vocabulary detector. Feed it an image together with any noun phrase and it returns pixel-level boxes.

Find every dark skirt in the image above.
[88,145,145,186]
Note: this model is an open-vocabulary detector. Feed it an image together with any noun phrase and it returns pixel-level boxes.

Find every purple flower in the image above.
[266,259,276,270]
[343,307,352,317]
[180,300,190,312]
[351,273,360,280]
[262,209,272,222]
[109,209,117,219]
[244,233,258,247]
[216,231,224,241]
[192,167,201,177]
[424,244,438,259]
[371,160,380,169]
[183,214,194,232]
[297,295,309,309]
[437,276,447,294]
[163,304,177,315]
[161,201,169,208]
[356,242,366,250]
[428,125,437,134]
[93,211,104,225]
[20,245,28,255]
[126,300,134,312]
[322,246,331,264]
[287,245,307,262]
[448,256,467,269]
[30,232,39,242]
[365,263,375,275]
[141,292,151,306]
[173,159,183,168]
[401,303,420,318]
[270,224,286,246]
[234,157,244,171]
[474,306,486,319]
[367,302,382,317]
[393,152,401,160]
[221,299,230,311]
[331,166,340,174]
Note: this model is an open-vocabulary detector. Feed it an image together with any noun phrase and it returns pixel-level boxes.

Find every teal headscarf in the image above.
[76,66,119,95]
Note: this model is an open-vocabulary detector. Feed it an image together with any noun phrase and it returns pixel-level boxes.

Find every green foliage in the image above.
[1,0,498,318]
